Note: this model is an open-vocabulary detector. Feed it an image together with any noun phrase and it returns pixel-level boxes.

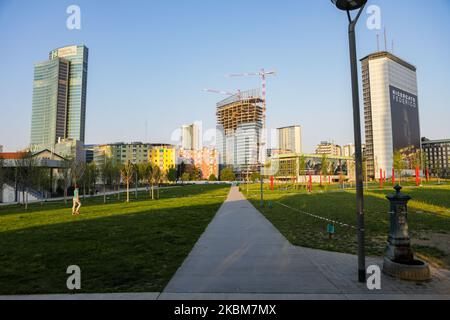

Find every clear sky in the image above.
[0,0,449,152]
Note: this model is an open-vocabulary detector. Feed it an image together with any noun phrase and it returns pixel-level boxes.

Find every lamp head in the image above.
[331,0,367,11]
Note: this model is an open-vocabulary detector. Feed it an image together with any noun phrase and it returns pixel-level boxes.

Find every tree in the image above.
[220,168,236,182]
[250,171,260,182]
[82,162,98,197]
[298,155,306,186]
[152,165,162,199]
[321,154,329,186]
[142,163,155,199]
[121,161,134,203]
[99,157,113,203]
[0,155,4,200]
[111,163,122,200]
[15,152,39,210]
[208,174,217,182]
[60,159,74,206]
[167,166,178,183]
[181,172,190,183]
[71,160,86,190]
[393,151,406,184]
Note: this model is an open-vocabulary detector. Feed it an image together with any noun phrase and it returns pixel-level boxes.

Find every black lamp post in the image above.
[331,0,368,283]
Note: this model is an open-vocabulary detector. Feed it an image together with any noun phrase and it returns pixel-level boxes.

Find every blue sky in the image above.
[0,0,449,152]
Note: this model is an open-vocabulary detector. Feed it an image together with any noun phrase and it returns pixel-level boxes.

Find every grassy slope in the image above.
[244,183,450,268]
[0,184,229,295]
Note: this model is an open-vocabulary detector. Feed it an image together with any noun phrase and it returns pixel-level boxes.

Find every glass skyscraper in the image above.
[50,45,89,143]
[30,45,89,149]
[30,58,70,147]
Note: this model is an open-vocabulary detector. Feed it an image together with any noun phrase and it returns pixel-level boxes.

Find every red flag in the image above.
[380,169,383,188]
[309,173,312,193]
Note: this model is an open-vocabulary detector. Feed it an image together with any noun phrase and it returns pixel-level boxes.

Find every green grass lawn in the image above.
[0,184,230,295]
[244,182,450,269]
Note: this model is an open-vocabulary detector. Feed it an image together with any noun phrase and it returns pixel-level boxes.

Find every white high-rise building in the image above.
[278,125,302,154]
[343,144,356,158]
[361,52,421,179]
[181,123,201,150]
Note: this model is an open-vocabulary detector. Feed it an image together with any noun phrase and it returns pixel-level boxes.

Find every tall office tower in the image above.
[49,45,89,142]
[30,58,70,147]
[30,45,88,149]
[216,89,263,174]
[278,125,302,154]
[361,52,421,179]
[181,123,201,150]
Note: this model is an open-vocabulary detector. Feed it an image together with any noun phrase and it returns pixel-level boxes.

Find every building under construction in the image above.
[216,89,265,175]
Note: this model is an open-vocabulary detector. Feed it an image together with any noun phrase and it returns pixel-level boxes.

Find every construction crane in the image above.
[226,68,276,129]
[202,88,242,100]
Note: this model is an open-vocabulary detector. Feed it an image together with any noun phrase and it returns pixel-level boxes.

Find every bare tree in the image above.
[71,160,86,190]
[0,155,4,201]
[15,152,39,210]
[121,161,134,203]
[152,165,162,200]
[60,159,73,206]
[99,157,113,203]
[143,163,154,199]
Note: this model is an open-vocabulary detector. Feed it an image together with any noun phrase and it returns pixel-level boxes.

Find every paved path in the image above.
[163,187,450,296]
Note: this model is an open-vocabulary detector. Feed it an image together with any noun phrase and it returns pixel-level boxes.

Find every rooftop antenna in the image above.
[392,39,395,54]
[384,27,388,52]
[376,34,380,52]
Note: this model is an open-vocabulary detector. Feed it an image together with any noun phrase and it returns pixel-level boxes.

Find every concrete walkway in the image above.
[163,187,450,296]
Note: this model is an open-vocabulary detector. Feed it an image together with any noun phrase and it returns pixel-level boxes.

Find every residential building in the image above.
[422,137,450,178]
[93,142,160,167]
[278,125,302,154]
[149,145,176,173]
[216,89,264,174]
[181,123,201,150]
[361,51,421,179]
[178,147,219,179]
[315,141,342,157]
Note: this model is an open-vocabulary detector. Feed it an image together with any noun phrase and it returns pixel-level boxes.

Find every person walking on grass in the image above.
[72,185,81,215]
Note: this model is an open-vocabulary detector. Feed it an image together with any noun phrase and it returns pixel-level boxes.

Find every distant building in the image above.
[361,51,420,179]
[422,137,450,178]
[342,144,355,158]
[84,145,95,163]
[0,145,3,153]
[181,123,201,150]
[315,141,342,157]
[178,147,219,179]
[53,138,85,163]
[49,45,89,143]
[30,58,70,147]
[149,145,176,173]
[278,125,302,154]
[216,89,264,174]
[93,142,166,167]
[30,45,89,155]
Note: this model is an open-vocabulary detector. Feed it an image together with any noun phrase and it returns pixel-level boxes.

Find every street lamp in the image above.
[331,0,368,283]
